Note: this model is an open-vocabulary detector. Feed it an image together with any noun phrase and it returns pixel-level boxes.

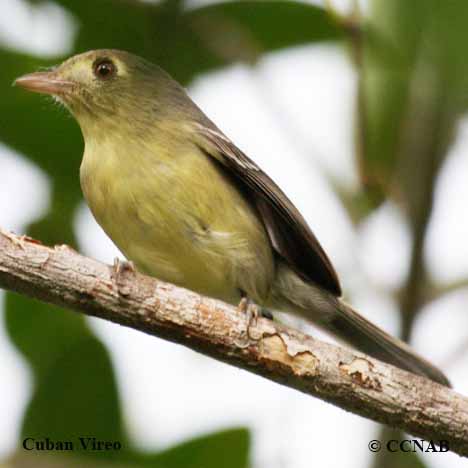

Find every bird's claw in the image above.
[1,229,28,250]
[235,296,263,347]
[111,258,135,296]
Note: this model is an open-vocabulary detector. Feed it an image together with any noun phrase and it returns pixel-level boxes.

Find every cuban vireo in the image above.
[15,49,449,387]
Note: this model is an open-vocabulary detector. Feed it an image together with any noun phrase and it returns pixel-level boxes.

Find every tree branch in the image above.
[0,228,467,456]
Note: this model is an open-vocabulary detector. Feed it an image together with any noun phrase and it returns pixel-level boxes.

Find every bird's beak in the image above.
[14,71,75,96]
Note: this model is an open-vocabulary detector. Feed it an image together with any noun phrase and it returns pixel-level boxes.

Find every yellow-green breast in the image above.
[80,127,275,306]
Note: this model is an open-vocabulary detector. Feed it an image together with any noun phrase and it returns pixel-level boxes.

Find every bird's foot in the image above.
[1,229,28,250]
[111,258,135,296]
[235,296,263,347]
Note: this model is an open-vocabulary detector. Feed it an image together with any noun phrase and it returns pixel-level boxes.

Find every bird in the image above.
[15,49,450,387]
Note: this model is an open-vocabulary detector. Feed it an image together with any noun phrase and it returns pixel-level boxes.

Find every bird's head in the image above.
[15,49,188,138]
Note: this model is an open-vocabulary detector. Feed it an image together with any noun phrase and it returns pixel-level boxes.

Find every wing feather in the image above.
[193,123,342,296]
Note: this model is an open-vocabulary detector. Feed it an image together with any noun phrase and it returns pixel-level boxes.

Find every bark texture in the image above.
[0,228,467,456]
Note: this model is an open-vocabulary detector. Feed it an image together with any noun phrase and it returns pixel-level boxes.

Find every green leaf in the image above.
[357,0,468,212]
[371,427,429,468]
[187,1,344,63]
[375,449,428,468]
[4,294,88,379]
[144,428,250,468]
[397,451,428,468]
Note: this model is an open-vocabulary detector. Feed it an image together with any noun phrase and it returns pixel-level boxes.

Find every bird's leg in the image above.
[111,257,135,296]
[237,292,262,344]
[1,229,28,250]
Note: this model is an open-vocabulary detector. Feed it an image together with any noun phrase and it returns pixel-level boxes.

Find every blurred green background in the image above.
[1,0,468,467]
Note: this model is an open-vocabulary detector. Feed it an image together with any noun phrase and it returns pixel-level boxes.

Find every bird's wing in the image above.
[192,122,341,296]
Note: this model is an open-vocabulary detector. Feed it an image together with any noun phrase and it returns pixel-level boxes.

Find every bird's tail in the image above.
[325,300,450,387]
[270,264,450,387]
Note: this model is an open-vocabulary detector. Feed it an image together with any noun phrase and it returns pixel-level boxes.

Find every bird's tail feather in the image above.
[270,264,450,387]
[326,300,450,387]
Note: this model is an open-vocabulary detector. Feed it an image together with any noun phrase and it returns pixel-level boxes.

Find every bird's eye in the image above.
[93,59,116,80]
